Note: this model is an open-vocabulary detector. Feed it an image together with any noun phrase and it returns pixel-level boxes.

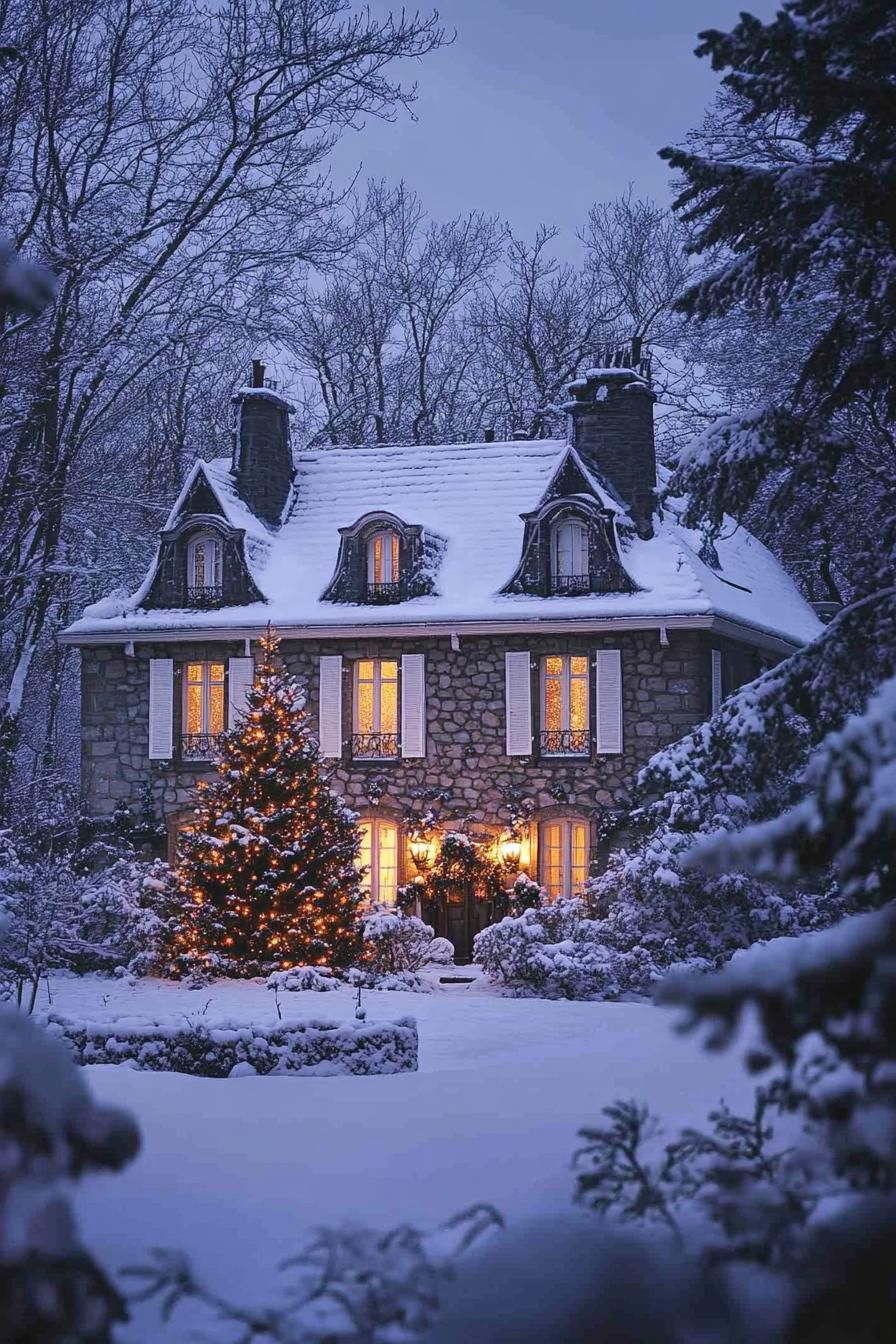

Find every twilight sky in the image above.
[329,0,777,250]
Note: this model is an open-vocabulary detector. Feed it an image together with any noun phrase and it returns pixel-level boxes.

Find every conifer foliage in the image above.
[176,632,362,976]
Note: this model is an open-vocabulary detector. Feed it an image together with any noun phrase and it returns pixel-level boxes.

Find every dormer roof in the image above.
[64,437,823,650]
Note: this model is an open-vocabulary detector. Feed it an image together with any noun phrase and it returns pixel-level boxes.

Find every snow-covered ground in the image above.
[47,972,755,1341]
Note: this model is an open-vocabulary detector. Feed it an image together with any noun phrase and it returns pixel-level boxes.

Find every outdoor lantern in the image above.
[409,833,434,872]
[498,832,522,872]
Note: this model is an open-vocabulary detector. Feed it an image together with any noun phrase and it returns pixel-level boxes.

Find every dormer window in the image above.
[551,519,589,594]
[366,529,401,602]
[187,533,223,605]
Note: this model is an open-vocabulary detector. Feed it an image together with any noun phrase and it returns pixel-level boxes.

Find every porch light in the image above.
[409,833,435,873]
[498,832,522,872]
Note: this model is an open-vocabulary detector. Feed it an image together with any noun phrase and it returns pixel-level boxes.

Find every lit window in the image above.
[353,658,399,758]
[187,533,223,601]
[539,818,590,898]
[541,654,589,755]
[366,529,401,599]
[183,661,225,757]
[357,818,399,906]
[551,519,589,593]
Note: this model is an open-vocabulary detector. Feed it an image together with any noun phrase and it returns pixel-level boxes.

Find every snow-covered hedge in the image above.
[46,1012,418,1077]
[474,898,663,1000]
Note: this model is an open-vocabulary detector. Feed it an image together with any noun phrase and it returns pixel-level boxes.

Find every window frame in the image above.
[357,816,401,906]
[538,817,591,899]
[366,528,402,601]
[181,659,226,759]
[550,517,590,593]
[540,653,590,757]
[187,531,224,599]
[352,657,401,759]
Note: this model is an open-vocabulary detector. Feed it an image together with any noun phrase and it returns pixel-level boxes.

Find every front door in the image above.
[432,882,494,963]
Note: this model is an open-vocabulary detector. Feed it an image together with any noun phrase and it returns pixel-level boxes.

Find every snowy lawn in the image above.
[46,971,755,1342]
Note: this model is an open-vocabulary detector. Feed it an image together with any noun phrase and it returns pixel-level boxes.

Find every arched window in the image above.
[539,817,590,898]
[187,532,223,601]
[357,817,399,906]
[366,529,401,600]
[551,519,589,593]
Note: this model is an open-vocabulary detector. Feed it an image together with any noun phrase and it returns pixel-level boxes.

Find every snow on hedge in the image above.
[44,1011,418,1077]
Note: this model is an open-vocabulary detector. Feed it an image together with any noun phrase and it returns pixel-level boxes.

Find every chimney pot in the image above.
[251,359,265,388]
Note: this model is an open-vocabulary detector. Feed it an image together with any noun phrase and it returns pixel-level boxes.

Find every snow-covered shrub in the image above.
[266,965,339,993]
[73,856,182,976]
[362,908,440,972]
[49,1011,419,1076]
[425,936,455,966]
[474,898,662,1000]
[0,1005,140,1341]
[508,872,544,914]
[586,811,841,974]
[344,966,433,994]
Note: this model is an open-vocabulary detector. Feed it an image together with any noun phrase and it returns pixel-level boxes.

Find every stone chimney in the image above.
[231,359,295,525]
[565,341,657,538]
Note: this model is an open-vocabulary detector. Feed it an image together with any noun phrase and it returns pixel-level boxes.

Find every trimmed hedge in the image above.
[44,1012,418,1077]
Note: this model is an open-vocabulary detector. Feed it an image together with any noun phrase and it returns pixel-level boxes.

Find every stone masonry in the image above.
[79,627,765,866]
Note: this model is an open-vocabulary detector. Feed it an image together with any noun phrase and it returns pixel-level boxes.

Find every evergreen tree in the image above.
[177,632,361,976]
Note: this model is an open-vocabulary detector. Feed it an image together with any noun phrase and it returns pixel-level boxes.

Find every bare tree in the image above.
[0,0,444,815]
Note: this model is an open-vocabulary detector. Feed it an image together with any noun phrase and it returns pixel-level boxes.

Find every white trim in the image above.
[61,613,804,656]
[594,648,623,754]
[318,655,343,757]
[711,647,724,714]
[505,651,533,755]
[147,659,174,759]
[400,653,426,758]
[227,656,255,728]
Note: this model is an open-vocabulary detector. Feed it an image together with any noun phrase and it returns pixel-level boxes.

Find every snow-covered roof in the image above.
[65,438,822,649]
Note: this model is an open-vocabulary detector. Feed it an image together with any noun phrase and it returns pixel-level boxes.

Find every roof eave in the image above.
[60,611,807,656]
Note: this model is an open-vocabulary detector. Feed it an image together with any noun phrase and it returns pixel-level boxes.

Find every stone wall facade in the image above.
[79,626,766,877]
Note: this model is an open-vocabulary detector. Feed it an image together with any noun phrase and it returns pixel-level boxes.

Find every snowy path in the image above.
[47,974,754,1341]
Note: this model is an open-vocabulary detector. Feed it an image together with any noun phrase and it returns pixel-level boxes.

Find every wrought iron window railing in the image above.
[550,574,590,595]
[181,732,223,760]
[351,732,400,760]
[366,580,404,604]
[186,583,225,607]
[540,729,590,757]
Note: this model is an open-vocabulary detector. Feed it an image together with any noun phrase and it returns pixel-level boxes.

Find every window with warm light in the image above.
[366,529,401,600]
[539,818,590,898]
[187,533,223,603]
[551,519,589,593]
[357,818,399,905]
[353,658,399,758]
[182,661,225,758]
[541,654,590,755]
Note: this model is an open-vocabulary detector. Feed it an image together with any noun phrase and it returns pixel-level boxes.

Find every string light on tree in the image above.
[175,628,362,976]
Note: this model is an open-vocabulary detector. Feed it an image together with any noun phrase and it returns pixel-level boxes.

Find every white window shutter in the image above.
[227,656,255,728]
[595,649,623,754]
[401,653,426,758]
[318,655,343,757]
[505,651,532,755]
[148,658,174,760]
[711,648,723,714]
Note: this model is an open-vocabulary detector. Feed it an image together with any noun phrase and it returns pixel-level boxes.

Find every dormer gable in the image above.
[502,449,638,597]
[322,510,445,606]
[142,464,264,610]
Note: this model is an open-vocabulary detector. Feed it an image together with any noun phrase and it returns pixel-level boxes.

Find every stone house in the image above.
[62,350,821,957]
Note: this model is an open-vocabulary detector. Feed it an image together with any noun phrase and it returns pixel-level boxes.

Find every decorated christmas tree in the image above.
[176,630,362,975]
